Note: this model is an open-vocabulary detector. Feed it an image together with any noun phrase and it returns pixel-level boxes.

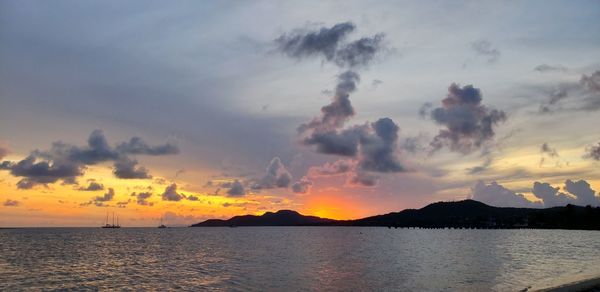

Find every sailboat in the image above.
[102,211,121,228]
[158,217,167,228]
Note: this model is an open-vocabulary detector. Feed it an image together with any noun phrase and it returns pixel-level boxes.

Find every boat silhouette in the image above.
[158,216,167,228]
[102,212,121,228]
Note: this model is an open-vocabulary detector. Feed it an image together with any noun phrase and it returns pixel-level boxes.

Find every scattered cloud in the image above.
[429,83,507,154]
[252,157,292,190]
[77,181,104,191]
[0,130,178,188]
[161,183,185,201]
[471,40,500,63]
[134,191,154,206]
[226,180,246,197]
[291,176,312,194]
[3,199,20,207]
[584,142,600,161]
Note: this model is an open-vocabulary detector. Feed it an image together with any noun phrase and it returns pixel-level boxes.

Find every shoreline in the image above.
[534,276,600,292]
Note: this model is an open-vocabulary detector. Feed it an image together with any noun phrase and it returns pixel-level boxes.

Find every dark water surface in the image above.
[1,227,599,291]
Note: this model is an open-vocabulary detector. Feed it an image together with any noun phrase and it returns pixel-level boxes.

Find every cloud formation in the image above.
[3,199,20,207]
[0,130,178,188]
[472,181,541,208]
[275,22,386,69]
[161,183,185,201]
[430,83,507,154]
[541,143,559,157]
[134,191,153,206]
[291,176,312,194]
[78,181,104,191]
[471,40,500,63]
[584,142,600,161]
[226,180,246,197]
[252,157,292,190]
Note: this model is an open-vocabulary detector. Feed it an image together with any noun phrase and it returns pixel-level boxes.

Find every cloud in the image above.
[291,176,312,194]
[113,157,151,179]
[226,180,246,197]
[3,199,20,207]
[0,130,177,188]
[82,188,116,207]
[187,194,199,201]
[275,22,355,63]
[539,88,569,113]
[564,179,599,206]
[9,155,83,189]
[116,137,179,155]
[580,71,600,93]
[348,171,379,187]
[357,118,404,173]
[471,181,541,208]
[78,181,104,191]
[534,64,567,73]
[161,183,185,201]
[532,182,574,207]
[252,157,292,189]
[309,160,354,176]
[584,142,600,161]
[429,83,507,154]
[471,40,500,63]
[134,191,153,206]
[275,22,386,69]
[540,143,559,158]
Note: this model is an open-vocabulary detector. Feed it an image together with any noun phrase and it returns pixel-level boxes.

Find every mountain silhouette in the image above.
[191,200,600,230]
[191,209,336,227]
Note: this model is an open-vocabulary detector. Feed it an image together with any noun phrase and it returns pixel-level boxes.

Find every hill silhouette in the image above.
[191,200,600,230]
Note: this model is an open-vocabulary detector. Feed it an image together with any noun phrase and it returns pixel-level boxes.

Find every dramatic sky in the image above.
[1,0,600,227]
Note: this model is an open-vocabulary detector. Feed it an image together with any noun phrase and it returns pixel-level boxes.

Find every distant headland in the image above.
[191,200,600,230]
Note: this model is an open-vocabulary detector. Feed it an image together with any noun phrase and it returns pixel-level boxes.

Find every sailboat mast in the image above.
[112,212,115,226]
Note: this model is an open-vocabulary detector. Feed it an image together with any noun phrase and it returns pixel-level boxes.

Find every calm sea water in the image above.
[1,227,599,291]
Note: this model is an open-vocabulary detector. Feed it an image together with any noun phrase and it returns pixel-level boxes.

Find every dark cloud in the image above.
[348,171,379,187]
[430,83,507,154]
[113,157,151,179]
[309,160,354,176]
[534,64,567,73]
[357,118,404,173]
[83,188,115,207]
[275,22,355,63]
[532,182,574,207]
[134,191,154,206]
[472,181,542,208]
[333,34,385,67]
[3,199,20,207]
[539,88,568,113]
[564,179,599,206]
[161,183,185,201]
[78,181,105,191]
[471,40,500,63]
[418,102,433,118]
[291,176,312,194]
[116,137,179,156]
[252,157,292,189]
[9,155,83,189]
[580,71,600,92]
[275,22,387,69]
[584,142,600,161]
[540,143,559,158]
[226,180,246,197]
[187,194,199,201]
[299,71,360,134]
[0,130,177,188]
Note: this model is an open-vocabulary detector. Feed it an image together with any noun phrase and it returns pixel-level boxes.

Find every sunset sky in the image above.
[1,0,599,227]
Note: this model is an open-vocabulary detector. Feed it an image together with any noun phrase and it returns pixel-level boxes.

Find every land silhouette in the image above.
[191,200,600,230]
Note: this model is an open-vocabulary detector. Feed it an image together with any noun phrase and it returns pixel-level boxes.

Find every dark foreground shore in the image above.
[535,277,600,292]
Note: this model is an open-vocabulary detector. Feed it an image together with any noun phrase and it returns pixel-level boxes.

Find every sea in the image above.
[1,227,599,291]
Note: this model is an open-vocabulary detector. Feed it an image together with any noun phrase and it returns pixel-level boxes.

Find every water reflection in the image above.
[0,228,599,291]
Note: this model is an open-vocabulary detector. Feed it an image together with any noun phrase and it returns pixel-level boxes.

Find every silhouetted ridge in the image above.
[191,200,600,230]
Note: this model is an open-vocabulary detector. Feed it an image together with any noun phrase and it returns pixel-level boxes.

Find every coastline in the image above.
[534,276,600,292]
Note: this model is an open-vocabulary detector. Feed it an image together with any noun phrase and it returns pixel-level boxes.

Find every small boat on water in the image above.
[158,217,167,228]
[102,212,121,228]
